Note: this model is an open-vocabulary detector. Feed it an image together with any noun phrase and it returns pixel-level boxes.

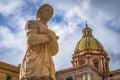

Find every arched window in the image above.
[94,62,99,69]
[66,77,73,80]
[6,76,11,80]
[79,59,86,65]
[76,61,77,66]
[93,59,99,69]
[87,31,89,35]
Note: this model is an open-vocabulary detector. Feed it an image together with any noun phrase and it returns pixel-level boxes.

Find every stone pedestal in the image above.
[25,77,52,80]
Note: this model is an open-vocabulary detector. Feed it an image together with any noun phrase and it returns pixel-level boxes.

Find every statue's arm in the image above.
[47,29,58,41]
[47,30,59,56]
[49,40,59,56]
[27,33,49,46]
[25,21,49,46]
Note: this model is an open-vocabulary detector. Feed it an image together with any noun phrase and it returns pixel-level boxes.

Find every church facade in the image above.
[0,24,120,80]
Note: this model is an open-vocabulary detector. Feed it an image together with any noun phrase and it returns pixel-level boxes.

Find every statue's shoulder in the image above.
[25,20,37,26]
[25,20,38,30]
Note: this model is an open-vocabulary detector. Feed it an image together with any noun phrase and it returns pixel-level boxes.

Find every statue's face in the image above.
[39,5,53,21]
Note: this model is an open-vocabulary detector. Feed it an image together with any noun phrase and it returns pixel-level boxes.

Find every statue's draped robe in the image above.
[20,20,58,80]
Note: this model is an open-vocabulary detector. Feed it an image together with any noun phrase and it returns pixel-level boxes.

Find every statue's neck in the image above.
[38,18,47,25]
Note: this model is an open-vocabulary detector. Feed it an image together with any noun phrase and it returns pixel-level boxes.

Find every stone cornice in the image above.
[73,51,109,60]
[0,61,20,73]
[106,69,120,75]
[56,65,104,78]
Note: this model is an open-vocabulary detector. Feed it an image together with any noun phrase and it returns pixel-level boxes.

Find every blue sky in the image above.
[0,0,120,71]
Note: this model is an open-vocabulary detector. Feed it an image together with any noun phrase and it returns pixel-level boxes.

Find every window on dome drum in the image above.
[6,76,11,80]
[79,59,86,65]
[66,77,73,80]
[87,31,89,34]
[109,74,113,77]
[84,32,85,35]
[76,61,77,66]
[94,62,99,69]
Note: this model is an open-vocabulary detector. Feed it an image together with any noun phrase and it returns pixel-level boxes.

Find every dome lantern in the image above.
[82,21,93,38]
[75,23,104,52]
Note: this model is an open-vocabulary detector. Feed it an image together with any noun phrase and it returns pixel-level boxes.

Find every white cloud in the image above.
[110,62,120,71]
[0,13,29,66]
[0,0,24,16]
[0,0,120,71]
[51,23,81,70]
[110,18,120,30]
[51,0,120,71]
[0,25,26,66]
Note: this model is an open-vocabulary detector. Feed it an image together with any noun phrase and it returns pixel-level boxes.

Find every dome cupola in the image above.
[75,23,105,53]
[72,22,109,73]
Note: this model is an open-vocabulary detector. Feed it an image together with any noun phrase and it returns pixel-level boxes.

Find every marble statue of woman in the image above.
[19,4,59,80]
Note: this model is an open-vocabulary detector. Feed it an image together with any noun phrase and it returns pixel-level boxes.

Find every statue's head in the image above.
[36,4,54,21]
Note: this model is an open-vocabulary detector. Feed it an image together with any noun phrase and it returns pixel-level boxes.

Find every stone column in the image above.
[100,58,103,72]
[83,74,86,80]
[101,58,105,72]
[103,61,106,72]
[87,73,91,80]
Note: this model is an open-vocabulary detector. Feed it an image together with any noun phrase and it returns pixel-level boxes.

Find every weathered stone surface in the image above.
[20,4,58,80]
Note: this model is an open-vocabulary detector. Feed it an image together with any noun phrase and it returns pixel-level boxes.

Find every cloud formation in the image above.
[0,0,24,16]
[0,0,120,71]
